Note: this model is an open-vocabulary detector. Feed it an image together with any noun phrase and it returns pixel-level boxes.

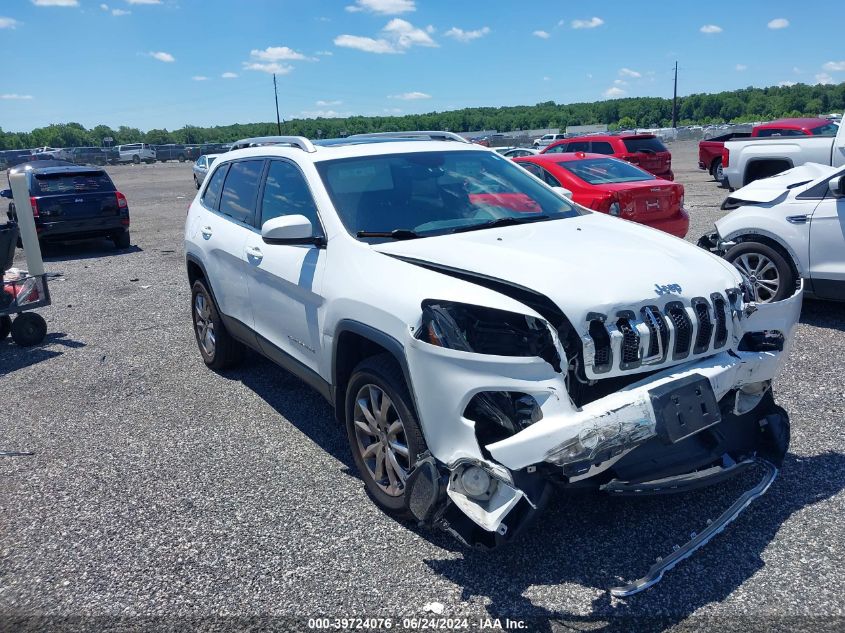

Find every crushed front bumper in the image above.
[403,286,802,548]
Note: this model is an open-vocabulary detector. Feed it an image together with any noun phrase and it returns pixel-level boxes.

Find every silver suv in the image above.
[116,143,156,165]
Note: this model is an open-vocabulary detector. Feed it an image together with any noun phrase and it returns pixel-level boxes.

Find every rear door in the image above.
[32,171,119,220]
[809,183,845,299]
[198,159,265,329]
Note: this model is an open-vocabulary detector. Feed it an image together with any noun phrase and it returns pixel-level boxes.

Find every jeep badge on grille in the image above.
[654,283,682,296]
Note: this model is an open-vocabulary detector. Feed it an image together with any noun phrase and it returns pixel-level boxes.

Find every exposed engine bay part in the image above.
[610,458,779,597]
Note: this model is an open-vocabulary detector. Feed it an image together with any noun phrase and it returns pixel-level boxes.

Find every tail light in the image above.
[29,196,39,218]
[116,191,128,209]
[722,147,729,168]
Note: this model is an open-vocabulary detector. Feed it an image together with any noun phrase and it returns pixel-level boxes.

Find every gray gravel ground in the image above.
[1,142,844,631]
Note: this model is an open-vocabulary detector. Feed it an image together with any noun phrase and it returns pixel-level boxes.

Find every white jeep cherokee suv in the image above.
[185,132,802,594]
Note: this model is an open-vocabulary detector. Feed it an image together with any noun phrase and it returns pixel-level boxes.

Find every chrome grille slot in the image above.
[692,298,713,355]
[665,301,692,359]
[616,317,640,366]
[588,319,612,370]
[712,293,728,349]
[640,305,668,363]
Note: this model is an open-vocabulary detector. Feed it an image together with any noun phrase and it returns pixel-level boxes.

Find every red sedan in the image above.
[514,152,689,238]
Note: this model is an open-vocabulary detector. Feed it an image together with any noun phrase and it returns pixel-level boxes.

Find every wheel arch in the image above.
[185,254,221,306]
[723,230,804,277]
[743,157,793,186]
[331,320,417,424]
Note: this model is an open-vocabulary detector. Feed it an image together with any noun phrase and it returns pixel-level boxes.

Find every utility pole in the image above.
[672,61,678,129]
[273,73,282,135]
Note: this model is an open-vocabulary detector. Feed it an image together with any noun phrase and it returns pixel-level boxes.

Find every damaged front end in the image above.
[401,286,801,589]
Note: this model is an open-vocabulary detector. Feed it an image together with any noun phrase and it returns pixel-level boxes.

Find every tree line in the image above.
[1,82,842,150]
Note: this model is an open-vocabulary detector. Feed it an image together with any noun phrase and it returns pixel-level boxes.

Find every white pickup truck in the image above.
[722,121,843,190]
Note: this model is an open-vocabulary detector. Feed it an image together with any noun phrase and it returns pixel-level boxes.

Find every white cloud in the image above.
[316,99,343,106]
[315,50,334,56]
[221,72,238,79]
[823,61,845,72]
[614,79,627,86]
[736,64,747,71]
[112,8,130,15]
[335,18,437,54]
[532,30,550,39]
[149,51,175,63]
[700,24,723,34]
[243,62,293,74]
[249,46,314,62]
[444,26,490,42]
[571,17,604,29]
[815,73,835,85]
[778,81,797,87]
[126,0,162,4]
[389,91,431,100]
[767,18,789,29]
[1,94,34,100]
[619,67,641,78]
[0,17,21,28]
[99,3,108,9]
[603,86,625,98]
[345,0,415,14]
[192,76,208,81]
[31,0,78,6]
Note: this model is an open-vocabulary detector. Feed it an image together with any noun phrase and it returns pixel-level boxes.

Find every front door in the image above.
[809,184,845,300]
[244,159,328,375]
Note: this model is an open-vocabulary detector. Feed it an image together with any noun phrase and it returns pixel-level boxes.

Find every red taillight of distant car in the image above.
[722,147,730,168]
[116,191,128,209]
[29,196,39,218]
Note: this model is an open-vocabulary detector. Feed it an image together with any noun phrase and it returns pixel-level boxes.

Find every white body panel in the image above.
[723,123,845,189]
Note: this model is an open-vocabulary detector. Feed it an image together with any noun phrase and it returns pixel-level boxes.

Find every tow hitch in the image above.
[610,458,778,597]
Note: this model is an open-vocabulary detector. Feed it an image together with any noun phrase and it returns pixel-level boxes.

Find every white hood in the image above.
[729,162,840,203]
[375,213,741,327]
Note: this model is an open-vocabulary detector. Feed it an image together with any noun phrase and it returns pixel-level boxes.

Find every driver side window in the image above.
[260,160,322,234]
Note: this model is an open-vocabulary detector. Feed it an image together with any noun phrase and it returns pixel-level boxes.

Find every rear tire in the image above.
[711,158,723,182]
[178,154,186,162]
[725,241,796,303]
[191,280,244,370]
[132,155,140,165]
[11,312,47,346]
[114,231,130,249]
[344,354,426,515]
[0,315,11,341]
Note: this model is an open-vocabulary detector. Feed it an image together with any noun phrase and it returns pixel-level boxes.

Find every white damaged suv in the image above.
[185,132,802,594]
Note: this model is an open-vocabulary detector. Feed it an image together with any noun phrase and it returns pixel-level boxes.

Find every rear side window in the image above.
[544,143,568,154]
[811,123,838,136]
[566,141,590,152]
[202,164,228,210]
[590,141,614,154]
[623,137,667,153]
[219,160,264,224]
[32,172,115,194]
[260,160,321,232]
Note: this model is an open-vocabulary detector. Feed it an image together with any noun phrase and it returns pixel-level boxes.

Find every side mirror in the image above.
[0,189,11,199]
[261,214,323,246]
[829,175,845,198]
[553,186,573,198]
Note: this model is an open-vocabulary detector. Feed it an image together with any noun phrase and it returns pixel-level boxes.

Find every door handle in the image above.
[245,246,263,260]
[201,225,213,238]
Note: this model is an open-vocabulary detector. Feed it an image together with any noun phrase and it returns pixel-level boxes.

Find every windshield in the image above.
[316,150,581,242]
[558,157,655,184]
[811,123,839,136]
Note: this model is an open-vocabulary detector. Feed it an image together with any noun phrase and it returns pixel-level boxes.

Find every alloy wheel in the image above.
[353,384,411,497]
[194,293,216,357]
[733,252,780,303]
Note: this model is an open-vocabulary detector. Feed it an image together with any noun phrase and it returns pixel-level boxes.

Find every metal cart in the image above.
[1,171,52,346]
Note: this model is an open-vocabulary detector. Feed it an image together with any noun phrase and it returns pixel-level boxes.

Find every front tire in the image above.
[132,155,141,165]
[191,280,243,370]
[345,354,426,515]
[725,241,796,303]
[11,312,47,346]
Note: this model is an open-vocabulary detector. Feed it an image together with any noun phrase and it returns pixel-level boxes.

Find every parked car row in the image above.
[1,142,233,169]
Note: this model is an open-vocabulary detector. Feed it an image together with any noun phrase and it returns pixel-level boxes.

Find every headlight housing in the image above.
[417,300,561,371]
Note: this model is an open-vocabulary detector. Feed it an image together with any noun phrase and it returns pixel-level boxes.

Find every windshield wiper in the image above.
[357,228,422,240]
[450,215,551,234]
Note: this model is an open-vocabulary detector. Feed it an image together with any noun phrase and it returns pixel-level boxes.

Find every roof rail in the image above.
[229,136,317,153]
[348,131,470,144]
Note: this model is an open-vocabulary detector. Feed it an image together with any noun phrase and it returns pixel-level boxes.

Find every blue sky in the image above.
[0,0,842,132]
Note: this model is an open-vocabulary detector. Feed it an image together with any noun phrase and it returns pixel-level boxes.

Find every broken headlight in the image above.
[417,300,562,371]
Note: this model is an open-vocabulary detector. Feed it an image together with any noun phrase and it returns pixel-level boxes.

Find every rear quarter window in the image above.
[201,164,229,211]
[623,137,667,153]
[590,141,614,154]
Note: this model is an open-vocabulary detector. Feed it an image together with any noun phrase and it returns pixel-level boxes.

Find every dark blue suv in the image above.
[3,162,131,248]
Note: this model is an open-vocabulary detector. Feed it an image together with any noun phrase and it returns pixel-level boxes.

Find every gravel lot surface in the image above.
[1,142,844,630]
